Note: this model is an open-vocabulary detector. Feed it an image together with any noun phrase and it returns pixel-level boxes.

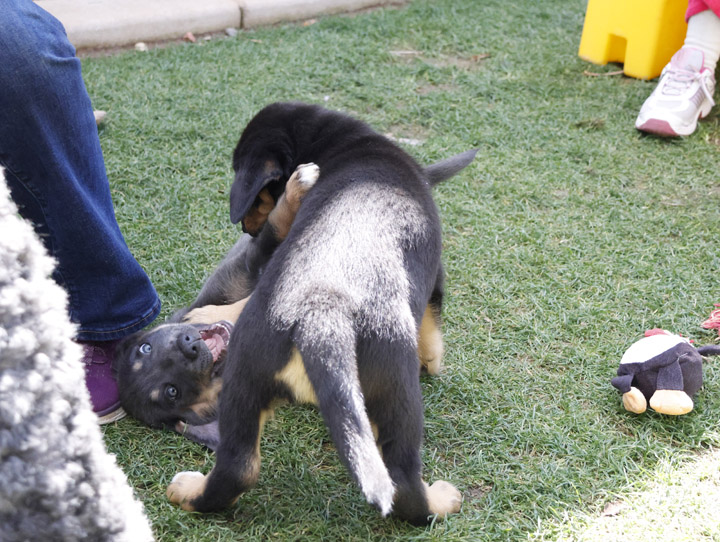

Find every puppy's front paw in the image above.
[286,163,319,205]
[167,471,207,511]
[183,305,222,324]
[424,480,462,518]
[184,299,247,325]
[418,307,444,376]
[296,162,319,187]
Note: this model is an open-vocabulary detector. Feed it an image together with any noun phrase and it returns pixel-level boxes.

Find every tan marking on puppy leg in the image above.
[184,296,250,324]
[257,188,275,214]
[167,471,208,511]
[423,480,462,518]
[275,348,318,404]
[418,306,444,375]
[188,379,223,418]
[235,406,278,490]
[267,163,319,241]
[239,406,276,492]
[243,188,274,234]
[168,407,274,511]
[254,409,272,458]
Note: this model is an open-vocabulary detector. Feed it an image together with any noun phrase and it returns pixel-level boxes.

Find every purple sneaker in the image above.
[80,340,126,424]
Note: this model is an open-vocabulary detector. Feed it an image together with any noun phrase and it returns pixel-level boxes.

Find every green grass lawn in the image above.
[85,0,720,539]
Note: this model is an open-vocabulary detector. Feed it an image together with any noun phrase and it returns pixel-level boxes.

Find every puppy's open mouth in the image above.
[200,321,233,364]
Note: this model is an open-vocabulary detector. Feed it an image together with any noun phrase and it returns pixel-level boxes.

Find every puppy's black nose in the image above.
[177,333,200,359]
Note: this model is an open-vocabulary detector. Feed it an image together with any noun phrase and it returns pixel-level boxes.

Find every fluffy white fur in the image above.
[0,169,154,541]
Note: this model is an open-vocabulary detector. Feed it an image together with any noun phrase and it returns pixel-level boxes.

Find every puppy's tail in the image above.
[293,305,395,516]
[424,148,478,186]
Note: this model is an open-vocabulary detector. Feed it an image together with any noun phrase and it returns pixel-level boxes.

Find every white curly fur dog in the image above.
[0,168,154,541]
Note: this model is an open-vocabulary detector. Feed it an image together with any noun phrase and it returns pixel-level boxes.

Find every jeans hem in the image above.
[75,297,162,342]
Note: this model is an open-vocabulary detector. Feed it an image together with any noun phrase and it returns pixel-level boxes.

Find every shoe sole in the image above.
[635,99,711,137]
[635,118,684,137]
[97,406,127,425]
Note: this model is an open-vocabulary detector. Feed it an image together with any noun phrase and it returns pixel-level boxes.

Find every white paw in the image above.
[296,162,319,187]
[167,471,207,510]
[424,480,462,517]
[171,471,204,484]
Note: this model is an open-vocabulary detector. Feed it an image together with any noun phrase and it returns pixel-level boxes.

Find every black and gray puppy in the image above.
[167,102,474,525]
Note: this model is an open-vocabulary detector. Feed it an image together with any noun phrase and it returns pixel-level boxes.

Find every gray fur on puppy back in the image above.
[0,169,153,542]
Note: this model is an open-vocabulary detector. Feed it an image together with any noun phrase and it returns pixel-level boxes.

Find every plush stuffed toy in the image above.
[612,329,720,415]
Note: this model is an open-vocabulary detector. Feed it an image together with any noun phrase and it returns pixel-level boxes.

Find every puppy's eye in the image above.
[165,385,179,401]
[139,343,152,354]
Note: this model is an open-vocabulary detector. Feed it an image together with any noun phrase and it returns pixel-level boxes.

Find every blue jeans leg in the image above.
[0,0,160,341]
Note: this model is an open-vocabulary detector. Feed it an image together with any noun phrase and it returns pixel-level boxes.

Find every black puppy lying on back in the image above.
[166,102,474,525]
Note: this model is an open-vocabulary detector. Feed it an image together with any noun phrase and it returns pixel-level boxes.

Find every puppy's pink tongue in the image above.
[204,335,224,361]
[200,321,233,363]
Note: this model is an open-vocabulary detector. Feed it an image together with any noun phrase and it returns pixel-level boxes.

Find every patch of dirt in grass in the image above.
[335,1,408,18]
[428,53,490,70]
[417,82,457,95]
[389,49,490,71]
[385,123,429,146]
[466,484,492,502]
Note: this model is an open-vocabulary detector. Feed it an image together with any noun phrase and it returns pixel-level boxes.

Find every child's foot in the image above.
[81,340,126,424]
[635,47,716,137]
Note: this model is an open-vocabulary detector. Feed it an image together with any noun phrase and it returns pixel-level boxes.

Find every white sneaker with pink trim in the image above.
[635,47,716,137]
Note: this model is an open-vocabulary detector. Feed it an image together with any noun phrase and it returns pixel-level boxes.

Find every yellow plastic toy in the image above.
[578,0,688,79]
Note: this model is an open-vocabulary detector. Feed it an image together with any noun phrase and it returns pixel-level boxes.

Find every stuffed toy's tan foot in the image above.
[622,387,647,414]
[649,389,694,415]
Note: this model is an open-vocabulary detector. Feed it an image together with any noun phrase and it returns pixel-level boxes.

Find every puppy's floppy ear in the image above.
[114,331,143,376]
[230,158,283,233]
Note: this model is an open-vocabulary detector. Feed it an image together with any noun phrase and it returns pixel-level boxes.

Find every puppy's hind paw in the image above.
[167,471,207,511]
[424,480,462,518]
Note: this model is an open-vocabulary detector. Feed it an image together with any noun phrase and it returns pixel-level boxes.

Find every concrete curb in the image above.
[35,0,402,51]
